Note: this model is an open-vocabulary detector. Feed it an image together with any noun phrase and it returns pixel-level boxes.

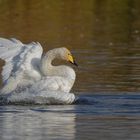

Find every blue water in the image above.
[0,94,140,140]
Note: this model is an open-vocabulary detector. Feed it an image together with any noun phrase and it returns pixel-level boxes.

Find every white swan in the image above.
[0,38,78,104]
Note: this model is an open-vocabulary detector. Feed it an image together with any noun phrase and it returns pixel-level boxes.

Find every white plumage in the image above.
[0,38,77,104]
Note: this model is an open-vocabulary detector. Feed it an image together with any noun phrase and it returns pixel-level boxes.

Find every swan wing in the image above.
[46,76,73,92]
[0,38,43,94]
[0,38,23,83]
[31,76,74,93]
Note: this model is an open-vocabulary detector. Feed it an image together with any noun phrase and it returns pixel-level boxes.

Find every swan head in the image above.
[41,47,77,77]
[54,47,78,66]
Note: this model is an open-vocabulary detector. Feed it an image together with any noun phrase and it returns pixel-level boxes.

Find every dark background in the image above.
[0,0,140,94]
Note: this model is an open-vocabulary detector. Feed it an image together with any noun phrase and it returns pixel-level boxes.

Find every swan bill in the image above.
[67,54,78,66]
[73,60,78,66]
[69,60,78,66]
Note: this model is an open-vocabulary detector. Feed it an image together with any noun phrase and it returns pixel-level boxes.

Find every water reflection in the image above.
[0,106,76,140]
[1,95,140,140]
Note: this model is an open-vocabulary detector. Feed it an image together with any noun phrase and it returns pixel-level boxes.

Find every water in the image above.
[0,0,140,140]
[0,95,140,140]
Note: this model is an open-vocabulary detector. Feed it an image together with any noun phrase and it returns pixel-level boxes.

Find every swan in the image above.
[0,38,78,104]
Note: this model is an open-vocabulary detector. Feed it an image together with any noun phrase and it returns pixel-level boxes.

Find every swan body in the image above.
[0,38,77,104]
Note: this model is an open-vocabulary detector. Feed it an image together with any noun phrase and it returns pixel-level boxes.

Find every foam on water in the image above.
[0,91,75,105]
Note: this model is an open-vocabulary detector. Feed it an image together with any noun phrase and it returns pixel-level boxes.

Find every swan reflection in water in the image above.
[0,106,76,140]
[0,38,78,104]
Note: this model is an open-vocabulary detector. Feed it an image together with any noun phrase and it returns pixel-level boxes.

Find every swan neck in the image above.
[40,51,55,76]
[40,50,76,81]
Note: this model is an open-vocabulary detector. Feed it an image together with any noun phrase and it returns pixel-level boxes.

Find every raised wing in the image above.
[0,38,43,94]
[0,38,23,83]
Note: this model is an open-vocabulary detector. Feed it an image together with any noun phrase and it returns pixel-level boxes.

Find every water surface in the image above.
[0,95,140,140]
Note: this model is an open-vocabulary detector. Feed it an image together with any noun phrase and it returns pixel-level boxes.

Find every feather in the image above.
[0,38,43,94]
